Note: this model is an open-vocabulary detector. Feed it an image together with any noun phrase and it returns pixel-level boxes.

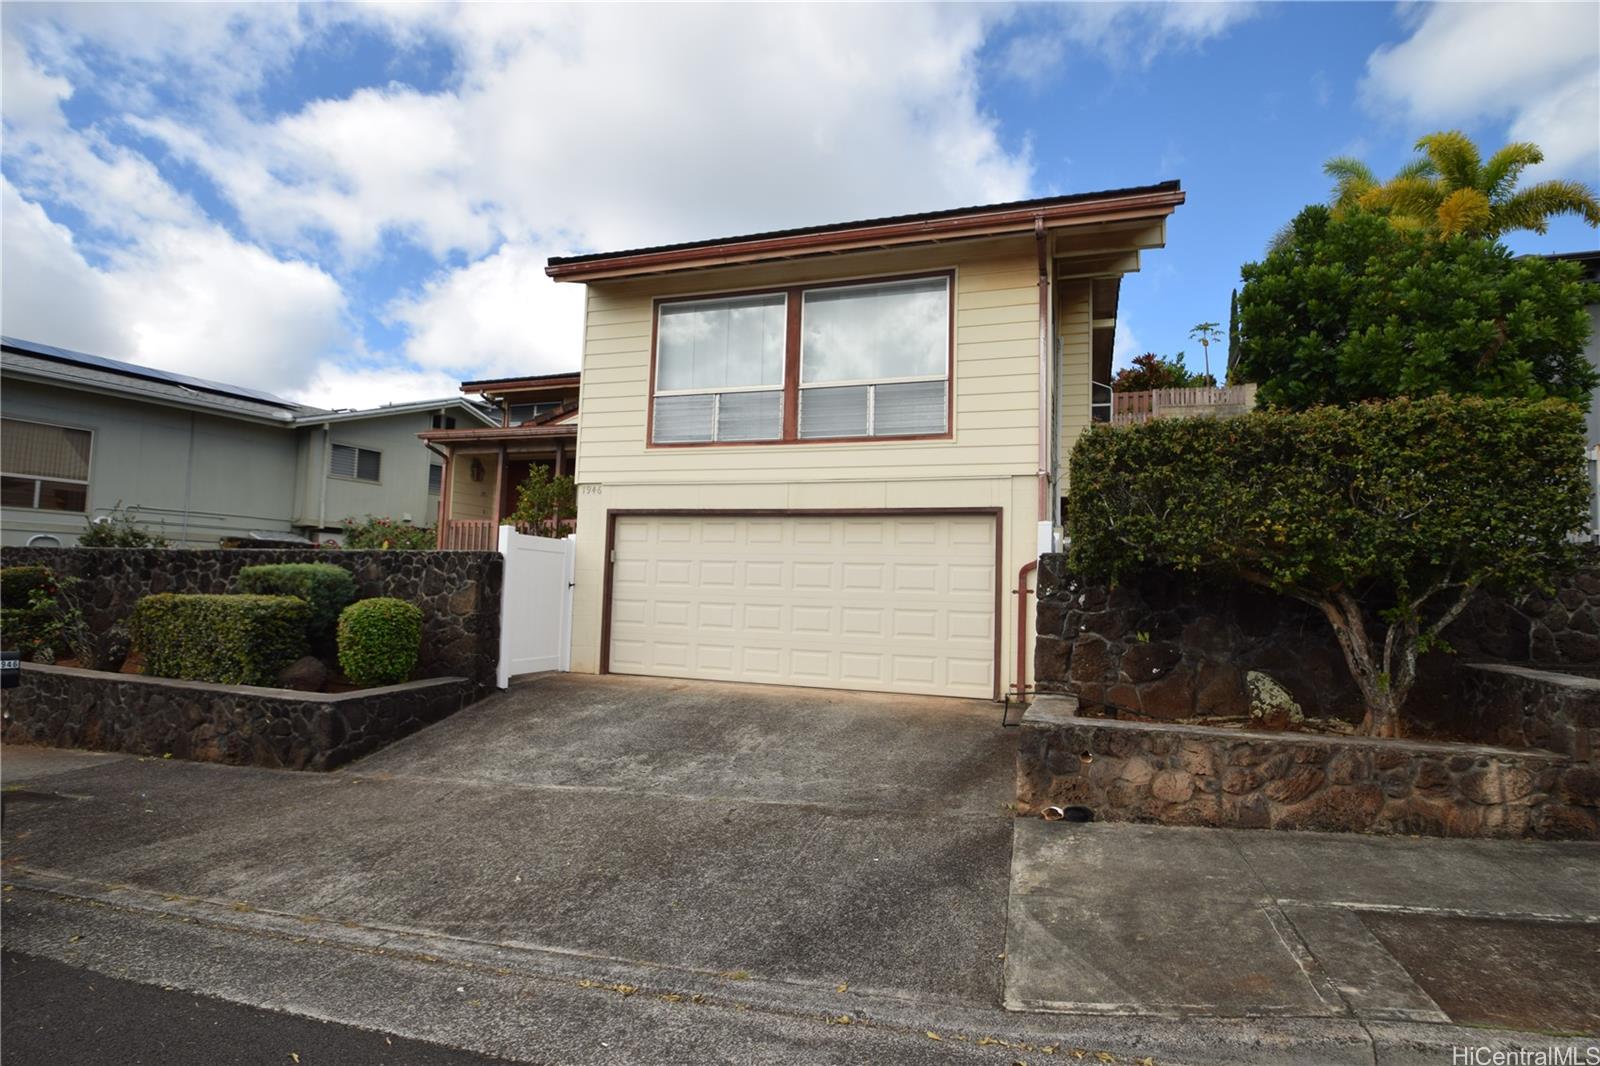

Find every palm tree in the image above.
[1323,131,1600,239]
[1188,322,1222,384]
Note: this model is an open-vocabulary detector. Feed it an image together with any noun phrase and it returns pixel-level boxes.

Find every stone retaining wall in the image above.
[0,546,501,688]
[1017,696,1597,840]
[2,663,476,771]
[1033,553,1600,737]
[1460,663,1600,763]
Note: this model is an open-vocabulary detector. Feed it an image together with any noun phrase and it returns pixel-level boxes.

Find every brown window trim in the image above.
[599,507,1002,701]
[645,269,956,449]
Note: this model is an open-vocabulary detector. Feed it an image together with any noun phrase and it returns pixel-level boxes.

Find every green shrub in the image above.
[1,565,56,608]
[1067,395,1589,737]
[79,503,169,547]
[130,594,308,686]
[237,563,356,649]
[337,597,423,686]
[340,516,435,550]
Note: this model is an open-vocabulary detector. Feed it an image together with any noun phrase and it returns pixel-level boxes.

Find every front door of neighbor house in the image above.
[607,512,997,699]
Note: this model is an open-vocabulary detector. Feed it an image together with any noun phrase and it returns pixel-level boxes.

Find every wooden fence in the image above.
[1112,384,1256,425]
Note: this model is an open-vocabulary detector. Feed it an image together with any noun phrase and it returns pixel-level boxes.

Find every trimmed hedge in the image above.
[1,565,55,609]
[130,594,309,686]
[338,597,422,686]
[237,563,356,648]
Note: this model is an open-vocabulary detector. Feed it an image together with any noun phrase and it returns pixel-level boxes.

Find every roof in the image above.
[293,397,499,428]
[2,335,301,409]
[2,335,499,429]
[419,422,578,445]
[546,181,1184,280]
[460,371,581,395]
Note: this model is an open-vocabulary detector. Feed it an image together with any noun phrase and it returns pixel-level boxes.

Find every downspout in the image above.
[425,442,450,547]
[425,441,451,547]
[1035,215,1051,524]
[1013,217,1051,703]
[318,423,331,535]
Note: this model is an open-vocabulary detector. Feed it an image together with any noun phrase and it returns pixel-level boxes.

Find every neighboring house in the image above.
[0,337,497,547]
[419,372,580,548]
[542,182,1184,701]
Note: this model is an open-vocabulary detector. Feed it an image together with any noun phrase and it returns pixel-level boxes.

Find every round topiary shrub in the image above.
[337,597,423,686]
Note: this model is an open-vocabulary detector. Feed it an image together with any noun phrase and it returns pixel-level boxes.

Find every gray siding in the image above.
[2,380,297,548]
[3,381,459,547]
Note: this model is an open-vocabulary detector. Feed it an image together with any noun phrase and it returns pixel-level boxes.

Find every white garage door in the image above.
[608,513,997,698]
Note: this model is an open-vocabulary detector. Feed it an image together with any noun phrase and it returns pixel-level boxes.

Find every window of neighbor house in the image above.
[508,401,562,424]
[330,443,381,482]
[648,274,950,445]
[1,418,91,512]
[428,463,443,495]
[431,414,457,430]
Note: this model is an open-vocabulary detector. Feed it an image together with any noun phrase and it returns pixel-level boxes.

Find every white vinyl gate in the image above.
[496,526,575,687]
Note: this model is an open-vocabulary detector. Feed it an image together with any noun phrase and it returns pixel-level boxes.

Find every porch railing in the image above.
[438,517,576,550]
[438,519,497,551]
[1112,384,1257,425]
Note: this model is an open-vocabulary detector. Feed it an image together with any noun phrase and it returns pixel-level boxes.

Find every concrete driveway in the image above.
[4,675,1047,1064]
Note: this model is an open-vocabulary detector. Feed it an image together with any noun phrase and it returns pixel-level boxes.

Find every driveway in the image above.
[4,675,1039,1064]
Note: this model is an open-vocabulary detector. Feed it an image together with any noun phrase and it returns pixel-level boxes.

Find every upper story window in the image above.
[653,293,786,443]
[431,413,457,430]
[649,273,950,446]
[330,443,381,483]
[1,418,91,512]
[799,277,948,439]
[509,401,563,424]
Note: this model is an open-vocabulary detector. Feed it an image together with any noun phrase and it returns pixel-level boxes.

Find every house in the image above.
[543,182,1184,701]
[419,372,580,548]
[0,336,497,547]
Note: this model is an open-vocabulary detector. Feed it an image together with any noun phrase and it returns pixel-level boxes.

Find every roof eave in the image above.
[545,188,1186,283]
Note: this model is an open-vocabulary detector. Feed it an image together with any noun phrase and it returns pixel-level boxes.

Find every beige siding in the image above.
[1056,279,1093,487]
[573,238,1041,486]
[448,451,495,521]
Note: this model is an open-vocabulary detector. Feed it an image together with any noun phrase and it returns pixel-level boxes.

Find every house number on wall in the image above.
[581,484,602,495]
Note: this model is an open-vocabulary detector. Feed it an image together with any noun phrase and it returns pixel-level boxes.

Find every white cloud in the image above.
[1362,3,1600,178]
[291,364,465,410]
[1002,1,1258,86]
[3,3,1040,403]
[1,178,350,396]
[387,243,586,378]
[0,180,123,355]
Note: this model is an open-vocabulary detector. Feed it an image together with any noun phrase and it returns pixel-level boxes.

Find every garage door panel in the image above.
[609,514,996,698]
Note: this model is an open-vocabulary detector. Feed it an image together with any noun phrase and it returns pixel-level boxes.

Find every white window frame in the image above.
[798,275,951,439]
[329,442,382,483]
[0,417,93,513]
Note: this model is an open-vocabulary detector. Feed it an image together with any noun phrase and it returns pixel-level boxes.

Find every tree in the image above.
[1236,206,1598,410]
[1188,322,1223,383]
[1323,131,1600,239]
[1066,395,1589,737]
[507,464,576,537]
[1112,352,1213,392]
[1226,289,1240,384]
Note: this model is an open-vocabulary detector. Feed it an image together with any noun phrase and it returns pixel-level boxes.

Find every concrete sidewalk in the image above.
[1007,820,1600,1035]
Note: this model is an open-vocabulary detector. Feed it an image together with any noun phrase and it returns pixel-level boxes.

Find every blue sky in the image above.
[2,3,1596,406]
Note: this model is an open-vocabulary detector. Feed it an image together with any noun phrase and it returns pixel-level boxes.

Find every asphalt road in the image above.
[1,951,513,1066]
